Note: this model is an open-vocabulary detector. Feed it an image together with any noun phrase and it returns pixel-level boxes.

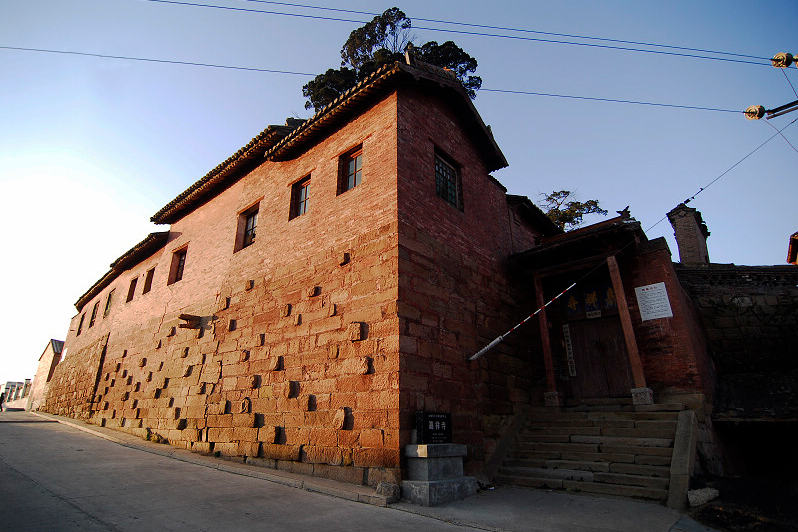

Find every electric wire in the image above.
[470,118,795,360]
[0,45,744,114]
[782,69,798,99]
[235,0,768,62]
[0,45,315,76]
[138,0,771,67]
[762,116,798,155]
[480,88,741,114]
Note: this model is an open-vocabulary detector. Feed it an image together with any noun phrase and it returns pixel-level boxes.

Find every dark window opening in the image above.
[434,153,463,211]
[143,267,155,294]
[76,314,85,336]
[290,177,310,219]
[89,301,99,328]
[168,248,187,285]
[103,289,115,318]
[338,147,363,194]
[126,278,137,303]
[235,204,260,252]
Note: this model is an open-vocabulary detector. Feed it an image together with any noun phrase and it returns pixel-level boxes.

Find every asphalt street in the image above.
[0,410,716,532]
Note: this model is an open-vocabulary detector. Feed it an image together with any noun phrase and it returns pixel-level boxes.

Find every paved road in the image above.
[0,411,465,532]
[0,410,715,532]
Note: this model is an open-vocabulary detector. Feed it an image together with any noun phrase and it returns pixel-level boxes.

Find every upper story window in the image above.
[126,277,137,303]
[76,314,85,336]
[168,247,187,285]
[89,301,99,328]
[103,289,115,318]
[434,152,463,211]
[142,267,155,294]
[290,177,310,219]
[338,146,363,194]
[235,203,259,252]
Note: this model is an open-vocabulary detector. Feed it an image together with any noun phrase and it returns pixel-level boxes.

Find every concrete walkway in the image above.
[0,410,717,532]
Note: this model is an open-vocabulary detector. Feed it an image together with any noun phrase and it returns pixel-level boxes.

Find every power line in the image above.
[480,88,741,114]
[1,45,745,114]
[137,0,771,67]
[0,45,315,76]
[235,0,769,62]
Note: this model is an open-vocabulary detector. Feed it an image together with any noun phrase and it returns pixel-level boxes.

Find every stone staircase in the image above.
[494,400,684,503]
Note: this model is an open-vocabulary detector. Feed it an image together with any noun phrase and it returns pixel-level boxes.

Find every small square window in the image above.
[168,247,187,285]
[89,301,99,328]
[126,277,137,303]
[434,152,463,211]
[338,146,363,194]
[103,289,115,318]
[290,177,310,219]
[142,267,155,294]
[235,203,259,252]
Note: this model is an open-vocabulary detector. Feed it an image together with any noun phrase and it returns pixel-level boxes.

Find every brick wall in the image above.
[396,88,545,474]
[45,94,404,486]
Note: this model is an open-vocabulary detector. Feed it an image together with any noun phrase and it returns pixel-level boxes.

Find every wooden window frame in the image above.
[290,176,310,219]
[168,247,188,285]
[235,202,260,252]
[434,151,464,211]
[338,146,363,195]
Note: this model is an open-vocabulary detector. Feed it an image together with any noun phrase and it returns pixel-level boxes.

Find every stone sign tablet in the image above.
[415,411,452,444]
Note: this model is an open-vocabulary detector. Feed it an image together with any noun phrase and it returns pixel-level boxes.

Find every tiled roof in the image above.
[151,60,507,225]
[75,232,170,311]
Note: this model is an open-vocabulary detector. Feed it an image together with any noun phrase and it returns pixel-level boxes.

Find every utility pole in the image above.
[745,52,798,120]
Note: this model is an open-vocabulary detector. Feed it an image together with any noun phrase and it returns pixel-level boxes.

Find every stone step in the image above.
[519,426,674,440]
[570,435,674,448]
[544,460,611,473]
[586,411,679,422]
[497,466,594,482]
[515,442,598,453]
[633,403,685,412]
[561,480,668,501]
[609,463,670,478]
[559,451,635,463]
[592,472,669,490]
[598,427,675,439]
[564,397,633,407]
[634,454,672,466]
[493,474,565,490]
[522,426,602,436]
[599,444,673,457]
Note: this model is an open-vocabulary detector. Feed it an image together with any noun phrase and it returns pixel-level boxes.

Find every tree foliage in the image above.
[302,7,481,111]
[538,190,608,231]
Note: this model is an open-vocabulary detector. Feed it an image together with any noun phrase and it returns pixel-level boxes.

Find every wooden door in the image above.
[567,317,633,399]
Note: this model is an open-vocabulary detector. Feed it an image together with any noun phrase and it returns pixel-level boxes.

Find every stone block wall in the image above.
[675,264,798,376]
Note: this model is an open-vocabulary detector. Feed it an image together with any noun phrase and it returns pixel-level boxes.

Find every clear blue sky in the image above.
[1,0,796,382]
